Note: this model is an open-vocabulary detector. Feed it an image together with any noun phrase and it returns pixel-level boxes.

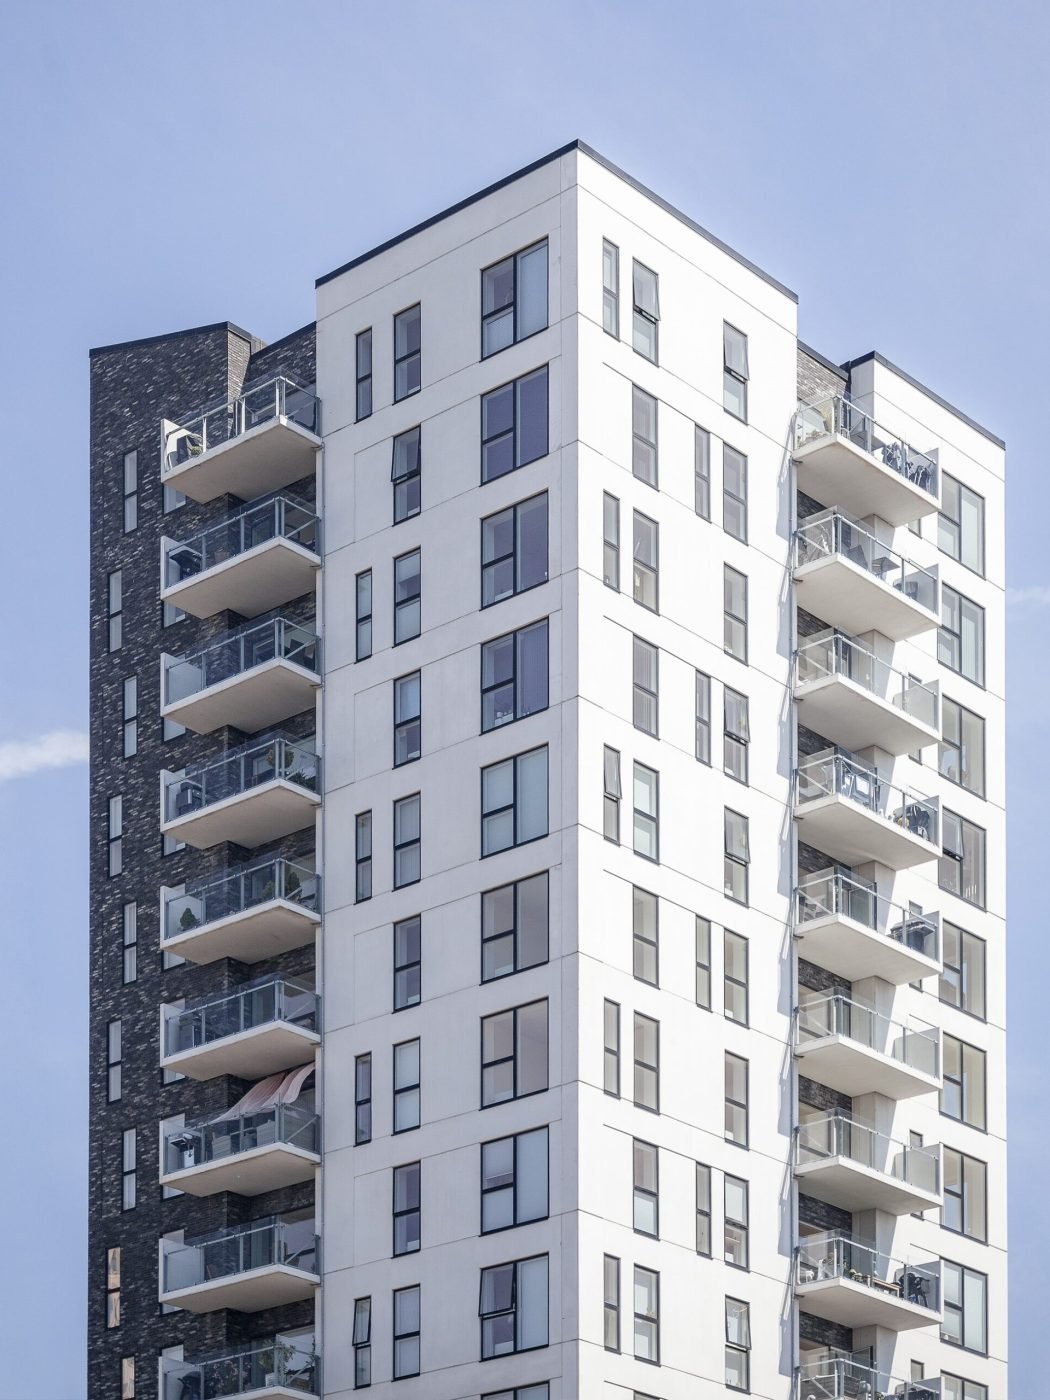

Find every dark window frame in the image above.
[355,1053,372,1145]
[480,619,550,733]
[355,328,373,421]
[481,239,549,359]
[481,870,550,983]
[393,304,421,403]
[481,491,549,609]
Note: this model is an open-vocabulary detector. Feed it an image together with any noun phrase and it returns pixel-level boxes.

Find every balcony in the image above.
[793,395,940,526]
[161,976,319,1082]
[160,1215,319,1314]
[162,857,320,965]
[794,509,939,641]
[161,376,321,504]
[162,495,320,620]
[161,735,320,850]
[162,617,320,735]
[795,995,940,1100]
[797,1355,942,1400]
[162,1337,318,1400]
[795,750,939,871]
[796,1232,941,1331]
[161,1095,320,1197]
[795,1113,941,1215]
[795,630,939,757]
[795,869,941,985]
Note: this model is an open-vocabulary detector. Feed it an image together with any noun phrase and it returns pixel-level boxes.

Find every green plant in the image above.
[284,868,301,899]
[179,907,199,931]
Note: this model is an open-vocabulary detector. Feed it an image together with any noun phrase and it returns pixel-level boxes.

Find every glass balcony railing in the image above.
[795,868,940,963]
[163,377,320,476]
[796,749,939,846]
[163,1215,318,1296]
[796,995,939,1078]
[164,617,320,706]
[163,857,319,943]
[796,1113,940,1196]
[794,395,939,498]
[795,630,938,730]
[795,508,938,613]
[797,1354,940,1400]
[163,735,319,823]
[796,1231,940,1311]
[164,495,318,587]
[163,1101,319,1178]
[162,1337,318,1400]
[164,976,318,1060]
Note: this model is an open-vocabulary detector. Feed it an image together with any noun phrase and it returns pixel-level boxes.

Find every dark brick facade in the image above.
[88,321,318,1397]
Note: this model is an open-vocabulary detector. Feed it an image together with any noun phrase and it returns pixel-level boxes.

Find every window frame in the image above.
[108,568,122,651]
[939,809,987,909]
[107,1018,122,1102]
[632,1137,659,1237]
[939,584,985,687]
[393,793,421,889]
[392,1283,421,1378]
[695,425,712,520]
[122,676,137,758]
[480,1125,550,1234]
[393,914,421,1012]
[942,1145,988,1242]
[632,1263,660,1363]
[603,998,620,1097]
[481,239,549,359]
[603,1253,620,1351]
[122,900,137,985]
[393,549,421,646]
[481,365,550,484]
[723,323,749,423]
[696,915,712,1010]
[939,696,986,797]
[355,1053,372,1145]
[603,491,620,591]
[632,384,658,487]
[480,998,549,1108]
[696,1162,712,1256]
[632,885,659,987]
[355,810,372,903]
[941,1259,988,1355]
[723,687,750,784]
[480,746,549,857]
[393,1038,421,1133]
[722,442,748,541]
[633,1011,659,1114]
[355,328,373,421]
[631,260,660,364]
[352,1295,372,1388]
[355,569,373,661]
[122,449,138,533]
[941,1032,987,1131]
[723,929,749,1025]
[481,870,550,983]
[696,671,712,764]
[603,745,621,844]
[724,1174,749,1269]
[632,509,659,612]
[393,303,421,403]
[938,472,985,576]
[481,619,550,733]
[602,239,619,338]
[391,425,422,525]
[724,1051,749,1147]
[724,1295,752,1391]
[121,1127,136,1211]
[393,671,422,767]
[724,808,750,906]
[632,761,659,863]
[939,920,987,1020]
[478,1253,549,1360]
[392,1160,421,1256]
[724,564,748,662]
[632,636,659,737]
[481,491,549,609]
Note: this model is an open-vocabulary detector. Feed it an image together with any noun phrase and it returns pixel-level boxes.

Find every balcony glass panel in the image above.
[163,1102,319,1177]
[163,377,320,475]
[795,868,939,962]
[163,1216,318,1295]
[164,977,318,1059]
[794,395,939,497]
[165,496,318,586]
[164,736,319,822]
[797,1354,940,1400]
[163,1337,318,1399]
[163,858,319,942]
[796,749,939,846]
[165,619,319,706]
[796,995,940,1078]
[796,1113,940,1195]
[795,508,938,613]
[795,629,937,731]
[796,1231,940,1309]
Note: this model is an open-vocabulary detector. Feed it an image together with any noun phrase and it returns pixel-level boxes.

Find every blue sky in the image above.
[0,2,1042,1395]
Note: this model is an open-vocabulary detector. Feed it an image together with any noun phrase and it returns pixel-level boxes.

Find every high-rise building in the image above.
[88,142,1006,1400]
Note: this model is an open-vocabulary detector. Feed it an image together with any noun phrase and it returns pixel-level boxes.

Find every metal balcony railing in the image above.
[164,495,318,586]
[794,394,939,498]
[163,1215,318,1296]
[795,508,938,614]
[163,735,319,823]
[795,1113,940,1196]
[162,376,320,476]
[795,1232,940,1311]
[794,869,940,963]
[795,995,940,1079]
[163,1102,319,1178]
[163,618,319,707]
[795,630,938,731]
[163,976,318,1060]
[796,750,939,847]
[163,857,319,943]
[162,1338,319,1399]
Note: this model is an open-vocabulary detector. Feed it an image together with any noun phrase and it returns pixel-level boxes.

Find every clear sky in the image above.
[0,2,1041,1395]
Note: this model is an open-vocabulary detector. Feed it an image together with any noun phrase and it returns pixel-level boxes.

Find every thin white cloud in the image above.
[1008,586,1050,609]
[0,730,89,782]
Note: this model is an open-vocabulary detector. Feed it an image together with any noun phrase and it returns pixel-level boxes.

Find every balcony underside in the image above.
[794,434,939,527]
[794,912,940,985]
[162,537,320,621]
[795,795,937,871]
[163,779,320,851]
[795,1275,941,1331]
[162,659,319,735]
[161,1022,320,1082]
[164,418,320,504]
[162,899,319,966]
[160,1263,319,1315]
[795,675,938,757]
[161,1143,319,1198]
[795,1157,941,1215]
[795,1036,941,1100]
[795,555,938,641]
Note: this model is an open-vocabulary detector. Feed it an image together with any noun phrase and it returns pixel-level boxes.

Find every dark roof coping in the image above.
[798,340,848,382]
[89,320,259,358]
[842,351,1005,449]
[247,321,316,361]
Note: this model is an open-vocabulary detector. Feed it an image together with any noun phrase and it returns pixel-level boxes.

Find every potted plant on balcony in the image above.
[179,907,200,931]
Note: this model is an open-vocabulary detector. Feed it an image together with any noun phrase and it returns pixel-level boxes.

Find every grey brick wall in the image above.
[797,345,846,405]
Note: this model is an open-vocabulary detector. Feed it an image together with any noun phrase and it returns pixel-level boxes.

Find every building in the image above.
[88,141,1006,1400]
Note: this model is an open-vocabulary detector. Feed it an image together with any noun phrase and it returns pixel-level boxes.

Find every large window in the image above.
[632,762,659,862]
[355,328,372,421]
[724,1297,751,1390]
[481,999,548,1106]
[939,473,985,575]
[725,1052,748,1146]
[354,1053,372,1144]
[603,1254,620,1350]
[604,999,620,1096]
[481,746,548,855]
[940,810,986,908]
[723,443,747,541]
[632,261,659,363]
[393,915,421,1011]
[724,565,748,661]
[940,922,986,1019]
[633,1265,659,1362]
[603,745,621,843]
[723,688,749,784]
[633,1012,659,1112]
[633,886,658,986]
[355,811,372,902]
[479,1255,549,1358]
[393,1039,420,1132]
[632,385,658,487]
[942,1261,987,1354]
[942,1034,987,1130]
[393,794,421,887]
[723,324,749,421]
[695,425,711,519]
[602,239,619,337]
[603,491,620,590]
[481,871,548,981]
[391,425,421,524]
[943,1377,988,1400]
[942,1147,987,1241]
[393,672,421,766]
[392,1161,421,1255]
[108,796,123,878]
[482,240,548,357]
[352,1296,371,1387]
[724,809,750,905]
[481,620,549,731]
[633,1139,659,1236]
[724,1175,749,1268]
[355,569,372,660]
[724,930,748,1024]
[940,698,985,796]
[481,1126,549,1232]
[392,1285,420,1378]
[939,586,985,686]
[632,511,658,611]
[482,492,548,607]
[633,637,658,736]
[482,366,549,483]
[393,549,421,645]
[393,304,421,402]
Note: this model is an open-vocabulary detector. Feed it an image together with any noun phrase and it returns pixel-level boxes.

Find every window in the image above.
[393,1039,420,1132]
[481,1126,549,1232]
[633,1139,659,1236]
[393,1162,421,1255]
[481,746,548,856]
[942,1261,987,1354]
[940,810,986,908]
[725,1052,748,1146]
[355,570,373,661]
[481,1000,548,1106]
[121,1356,135,1399]
[633,637,658,736]
[939,586,985,686]
[355,328,372,421]
[393,915,421,1010]
[108,569,122,651]
[724,1175,749,1268]
[724,809,749,905]
[479,1254,549,1358]
[942,1147,987,1241]
[723,689,749,783]
[482,871,548,981]
[352,1296,371,1387]
[603,999,620,1096]
[942,1034,987,1130]
[482,239,548,357]
[723,444,747,541]
[482,1390,548,1400]
[632,511,658,611]
[481,620,549,731]
[393,550,421,644]
[121,678,137,758]
[107,1019,122,1101]
[355,1054,372,1145]
[695,672,712,764]
[724,565,747,661]
[390,672,422,768]
[123,450,138,532]
[696,916,712,1010]
[632,386,658,487]
[940,698,985,796]
[940,922,986,1019]
[106,1247,121,1329]
[393,793,421,887]
[393,304,421,401]
[121,1128,136,1211]
[603,1254,620,1350]
[122,902,137,985]
[392,1284,420,1378]
[603,491,620,590]
[723,324,749,421]
[355,811,372,902]
[695,426,711,519]
[482,492,549,607]
[696,1162,712,1255]
[392,426,421,524]
[632,261,659,362]
[724,1297,751,1390]
[633,763,659,862]
[481,366,549,483]
[603,746,621,842]
[943,1376,988,1400]
[633,1012,659,1112]
[939,473,985,575]
[632,1265,659,1362]
[724,930,748,1024]
[633,886,659,986]
[602,239,619,337]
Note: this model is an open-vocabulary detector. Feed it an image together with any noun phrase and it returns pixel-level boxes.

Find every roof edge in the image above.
[843,351,1005,450]
[798,340,848,382]
[248,320,316,361]
[89,320,259,358]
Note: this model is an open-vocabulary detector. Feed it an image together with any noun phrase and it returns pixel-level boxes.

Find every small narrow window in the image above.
[393,1161,421,1255]
[633,1011,659,1112]
[107,1019,122,1102]
[481,366,549,483]
[355,328,373,421]
[393,915,421,1011]
[108,569,123,651]
[603,746,621,843]
[352,1296,372,1387]
[393,1039,421,1132]
[355,570,373,661]
[120,1357,135,1399]
[393,794,421,888]
[122,450,138,532]
[482,240,548,357]
[602,240,619,337]
[724,930,749,1025]
[723,324,749,422]
[723,443,748,541]
[121,1128,137,1211]
[393,672,422,766]
[632,637,658,736]
[122,677,137,758]
[724,565,748,661]
[355,811,372,903]
[392,1284,421,1378]
[724,1297,751,1390]
[632,1265,659,1363]
[603,492,620,590]
[695,425,711,519]
[633,1139,659,1236]
[394,550,421,645]
[695,1163,712,1256]
[723,688,749,784]
[695,671,712,764]
[724,1175,749,1268]
[632,886,658,986]
[354,1053,372,1144]
[695,916,712,1010]
[603,1254,620,1350]
[108,796,123,877]
[392,426,422,524]
[632,762,659,862]
[394,304,421,402]
[481,871,549,982]
[724,1052,748,1146]
[632,386,658,487]
[603,999,620,1096]
[632,261,659,363]
[122,902,137,985]
[724,809,750,905]
[106,1247,121,1329]
[632,511,658,611]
